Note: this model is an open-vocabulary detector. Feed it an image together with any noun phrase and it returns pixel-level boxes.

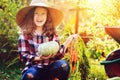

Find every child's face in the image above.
[34,7,47,27]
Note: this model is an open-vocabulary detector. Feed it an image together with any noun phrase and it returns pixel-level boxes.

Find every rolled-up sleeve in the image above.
[50,33,68,60]
[53,45,66,60]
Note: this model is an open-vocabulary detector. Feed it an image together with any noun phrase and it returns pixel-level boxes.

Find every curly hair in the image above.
[19,7,56,37]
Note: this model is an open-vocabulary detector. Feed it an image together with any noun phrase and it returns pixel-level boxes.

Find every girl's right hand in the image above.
[34,54,55,61]
[39,54,55,60]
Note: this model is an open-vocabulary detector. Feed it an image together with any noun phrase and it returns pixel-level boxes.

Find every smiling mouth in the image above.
[37,20,43,23]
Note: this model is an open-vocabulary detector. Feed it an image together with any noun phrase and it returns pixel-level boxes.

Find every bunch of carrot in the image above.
[70,41,78,73]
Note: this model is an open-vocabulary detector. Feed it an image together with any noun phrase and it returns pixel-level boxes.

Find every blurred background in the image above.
[1,0,120,80]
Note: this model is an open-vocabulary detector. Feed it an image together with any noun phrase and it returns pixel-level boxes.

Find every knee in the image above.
[52,60,70,73]
[55,61,70,79]
[59,60,70,72]
[22,67,38,80]
[61,62,70,72]
[27,73,34,79]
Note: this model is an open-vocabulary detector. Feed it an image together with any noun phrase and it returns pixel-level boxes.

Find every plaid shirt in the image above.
[18,33,65,73]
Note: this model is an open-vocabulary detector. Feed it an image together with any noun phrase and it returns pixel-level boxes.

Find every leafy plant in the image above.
[59,18,90,80]
[0,0,24,67]
[76,37,90,80]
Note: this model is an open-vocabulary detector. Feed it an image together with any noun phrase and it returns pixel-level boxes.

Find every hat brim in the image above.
[16,6,64,27]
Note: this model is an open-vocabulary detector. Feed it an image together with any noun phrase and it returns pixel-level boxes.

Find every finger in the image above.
[73,34,79,39]
[42,54,52,59]
[39,54,42,58]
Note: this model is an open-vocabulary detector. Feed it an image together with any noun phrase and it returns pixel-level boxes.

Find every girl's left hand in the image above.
[40,54,55,60]
[72,34,79,40]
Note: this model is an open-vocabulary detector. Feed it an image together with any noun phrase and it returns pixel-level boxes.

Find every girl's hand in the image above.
[34,54,55,61]
[72,34,79,40]
[68,34,79,41]
[40,54,55,60]
[63,34,79,53]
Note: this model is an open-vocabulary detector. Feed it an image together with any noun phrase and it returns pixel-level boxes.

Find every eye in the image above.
[34,12,38,15]
[41,12,46,15]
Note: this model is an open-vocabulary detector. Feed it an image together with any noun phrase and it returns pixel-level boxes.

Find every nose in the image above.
[37,14,42,18]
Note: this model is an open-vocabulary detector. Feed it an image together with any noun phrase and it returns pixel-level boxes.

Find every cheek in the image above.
[44,16,47,22]
[33,16,37,22]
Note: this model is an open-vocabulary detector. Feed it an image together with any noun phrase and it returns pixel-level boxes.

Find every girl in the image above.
[16,0,79,80]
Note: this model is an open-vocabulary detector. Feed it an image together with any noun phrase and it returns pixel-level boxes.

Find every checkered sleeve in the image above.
[51,34,67,60]
[18,34,35,63]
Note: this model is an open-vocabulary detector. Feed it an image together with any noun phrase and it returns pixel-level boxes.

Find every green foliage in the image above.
[60,20,90,79]
[0,0,24,67]
[0,62,23,80]
[0,0,21,53]
[77,37,90,80]
[88,59,108,80]
[87,35,119,59]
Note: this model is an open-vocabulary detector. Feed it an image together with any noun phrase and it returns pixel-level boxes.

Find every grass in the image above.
[0,62,23,80]
[0,58,108,80]
[88,58,108,80]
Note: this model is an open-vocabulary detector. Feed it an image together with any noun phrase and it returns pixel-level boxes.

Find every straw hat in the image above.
[16,0,64,27]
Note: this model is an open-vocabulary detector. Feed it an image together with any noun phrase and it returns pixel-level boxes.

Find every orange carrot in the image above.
[70,41,78,73]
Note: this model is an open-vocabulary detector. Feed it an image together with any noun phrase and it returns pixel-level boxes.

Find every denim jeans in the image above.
[22,60,70,80]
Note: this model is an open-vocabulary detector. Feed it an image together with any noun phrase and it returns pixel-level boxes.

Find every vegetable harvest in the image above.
[38,41,59,56]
